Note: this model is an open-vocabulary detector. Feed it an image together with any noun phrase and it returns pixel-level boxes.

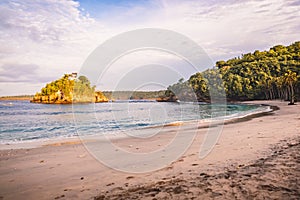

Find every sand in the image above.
[0,100,299,199]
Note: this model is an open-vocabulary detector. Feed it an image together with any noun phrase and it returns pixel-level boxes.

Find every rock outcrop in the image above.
[30,73,108,104]
[30,91,108,104]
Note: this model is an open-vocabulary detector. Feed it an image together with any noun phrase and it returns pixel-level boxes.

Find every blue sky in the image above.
[0,0,299,95]
[76,0,153,17]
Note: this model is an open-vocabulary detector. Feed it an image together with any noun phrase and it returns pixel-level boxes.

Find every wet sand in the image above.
[0,100,299,199]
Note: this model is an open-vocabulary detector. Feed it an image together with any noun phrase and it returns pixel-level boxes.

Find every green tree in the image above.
[73,75,96,102]
[32,74,107,103]
[284,70,297,105]
[166,41,300,103]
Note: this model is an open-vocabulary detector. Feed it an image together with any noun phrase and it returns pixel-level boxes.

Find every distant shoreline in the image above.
[0,95,293,104]
[0,95,33,101]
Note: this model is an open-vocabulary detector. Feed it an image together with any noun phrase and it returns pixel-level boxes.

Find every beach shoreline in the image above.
[0,100,299,199]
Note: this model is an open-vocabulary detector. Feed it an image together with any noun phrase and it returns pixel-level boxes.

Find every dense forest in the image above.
[165,41,300,104]
[31,74,108,104]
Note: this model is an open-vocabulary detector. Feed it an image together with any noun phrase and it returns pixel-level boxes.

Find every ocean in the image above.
[0,100,266,144]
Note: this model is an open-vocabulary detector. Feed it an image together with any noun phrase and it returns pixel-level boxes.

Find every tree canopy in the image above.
[31,74,108,104]
[165,41,300,104]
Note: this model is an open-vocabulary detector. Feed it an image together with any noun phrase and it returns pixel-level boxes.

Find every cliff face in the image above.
[30,74,108,104]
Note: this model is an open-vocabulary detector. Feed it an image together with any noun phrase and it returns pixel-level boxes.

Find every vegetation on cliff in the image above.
[31,74,108,104]
[165,41,300,104]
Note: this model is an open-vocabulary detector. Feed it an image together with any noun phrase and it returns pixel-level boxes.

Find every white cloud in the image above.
[0,0,98,95]
[0,0,93,42]
[134,0,298,60]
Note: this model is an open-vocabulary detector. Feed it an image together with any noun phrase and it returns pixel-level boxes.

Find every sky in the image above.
[0,0,299,96]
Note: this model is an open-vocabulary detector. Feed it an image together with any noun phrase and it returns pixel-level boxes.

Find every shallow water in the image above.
[0,100,262,143]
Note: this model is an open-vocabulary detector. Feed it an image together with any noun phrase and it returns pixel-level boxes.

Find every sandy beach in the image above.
[0,100,299,199]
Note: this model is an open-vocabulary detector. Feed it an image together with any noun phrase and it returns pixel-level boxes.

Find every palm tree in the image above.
[275,76,285,100]
[284,70,297,105]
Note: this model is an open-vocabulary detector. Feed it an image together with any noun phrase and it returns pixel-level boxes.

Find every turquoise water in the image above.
[0,100,262,143]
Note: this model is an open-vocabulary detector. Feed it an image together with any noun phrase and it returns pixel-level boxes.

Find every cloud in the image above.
[0,63,55,83]
[1,63,38,78]
[0,0,98,63]
[287,0,300,6]
[0,0,299,95]
[172,0,298,60]
[0,0,98,94]
[0,0,93,43]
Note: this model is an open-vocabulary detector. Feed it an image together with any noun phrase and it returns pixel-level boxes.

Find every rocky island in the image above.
[31,73,108,104]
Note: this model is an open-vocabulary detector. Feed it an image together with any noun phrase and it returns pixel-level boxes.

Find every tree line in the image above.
[165,41,300,104]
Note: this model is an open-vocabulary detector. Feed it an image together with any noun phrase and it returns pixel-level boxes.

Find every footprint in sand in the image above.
[126,176,134,180]
[165,166,173,170]
[106,183,115,186]
[54,194,65,199]
[199,172,210,178]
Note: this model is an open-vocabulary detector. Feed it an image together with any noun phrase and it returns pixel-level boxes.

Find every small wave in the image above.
[48,127,64,131]
[0,128,26,133]
[164,121,184,126]
[1,102,13,107]
[23,127,44,132]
